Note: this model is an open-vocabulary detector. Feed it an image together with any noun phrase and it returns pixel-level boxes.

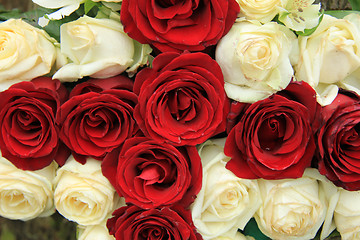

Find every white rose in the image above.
[212,228,255,240]
[53,16,152,81]
[0,156,56,221]
[216,19,297,103]
[0,19,59,90]
[77,220,115,240]
[255,169,333,240]
[54,156,116,226]
[191,138,261,240]
[295,14,360,106]
[236,0,285,23]
[334,188,360,240]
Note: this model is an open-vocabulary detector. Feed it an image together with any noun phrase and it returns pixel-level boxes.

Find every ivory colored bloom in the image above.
[53,16,152,81]
[191,139,261,239]
[0,156,56,221]
[0,19,60,90]
[54,156,116,225]
[334,189,360,240]
[216,19,297,103]
[77,220,116,240]
[213,228,255,240]
[255,169,333,240]
[295,14,360,106]
[236,0,285,23]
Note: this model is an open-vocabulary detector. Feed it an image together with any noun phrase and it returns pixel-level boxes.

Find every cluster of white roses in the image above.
[0,10,151,90]
[0,154,122,240]
[217,0,360,106]
[191,139,360,240]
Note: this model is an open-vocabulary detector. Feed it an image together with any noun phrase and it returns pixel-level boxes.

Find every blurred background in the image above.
[0,0,352,239]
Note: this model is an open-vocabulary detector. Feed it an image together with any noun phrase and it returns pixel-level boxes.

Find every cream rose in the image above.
[255,168,334,240]
[0,156,56,221]
[334,188,360,240]
[295,14,360,106]
[53,16,152,81]
[54,156,116,225]
[0,19,59,90]
[191,138,261,240]
[216,19,297,103]
[77,220,115,240]
[236,0,285,23]
[213,228,255,240]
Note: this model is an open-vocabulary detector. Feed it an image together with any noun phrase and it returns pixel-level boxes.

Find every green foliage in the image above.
[325,10,360,18]
[0,225,16,240]
[349,0,360,11]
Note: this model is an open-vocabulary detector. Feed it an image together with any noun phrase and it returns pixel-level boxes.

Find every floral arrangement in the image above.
[0,0,360,239]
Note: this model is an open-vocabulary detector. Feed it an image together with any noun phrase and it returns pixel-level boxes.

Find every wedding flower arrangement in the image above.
[0,0,360,239]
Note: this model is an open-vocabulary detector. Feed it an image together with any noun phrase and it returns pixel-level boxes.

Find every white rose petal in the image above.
[54,156,116,226]
[191,139,261,240]
[0,19,59,89]
[216,19,296,103]
[212,228,255,240]
[0,156,56,221]
[53,16,152,81]
[295,14,360,106]
[255,169,331,240]
[236,0,285,23]
[334,189,360,240]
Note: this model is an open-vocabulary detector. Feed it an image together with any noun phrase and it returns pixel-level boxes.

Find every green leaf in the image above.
[325,10,360,19]
[84,0,100,15]
[0,226,16,240]
[349,0,360,11]
[243,218,271,240]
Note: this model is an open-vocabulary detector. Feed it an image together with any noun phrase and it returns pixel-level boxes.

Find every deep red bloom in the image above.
[225,82,320,179]
[0,77,69,170]
[102,136,202,209]
[57,75,138,163]
[134,51,228,146]
[120,0,239,53]
[107,205,203,240]
[316,89,360,191]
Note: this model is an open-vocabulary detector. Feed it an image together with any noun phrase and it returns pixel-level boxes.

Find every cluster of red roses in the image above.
[0,50,229,239]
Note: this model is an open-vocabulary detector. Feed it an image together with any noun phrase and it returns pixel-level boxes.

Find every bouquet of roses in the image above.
[0,0,360,239]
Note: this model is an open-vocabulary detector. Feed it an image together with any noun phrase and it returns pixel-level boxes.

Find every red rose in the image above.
[316,90,360,191]
[107,205,203,240]
[134,51,228,146]
[0,77,69,170]
[102,137,202,208]
[225,82,320,179]
[120,0,239,52]
[57,76,138,163]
